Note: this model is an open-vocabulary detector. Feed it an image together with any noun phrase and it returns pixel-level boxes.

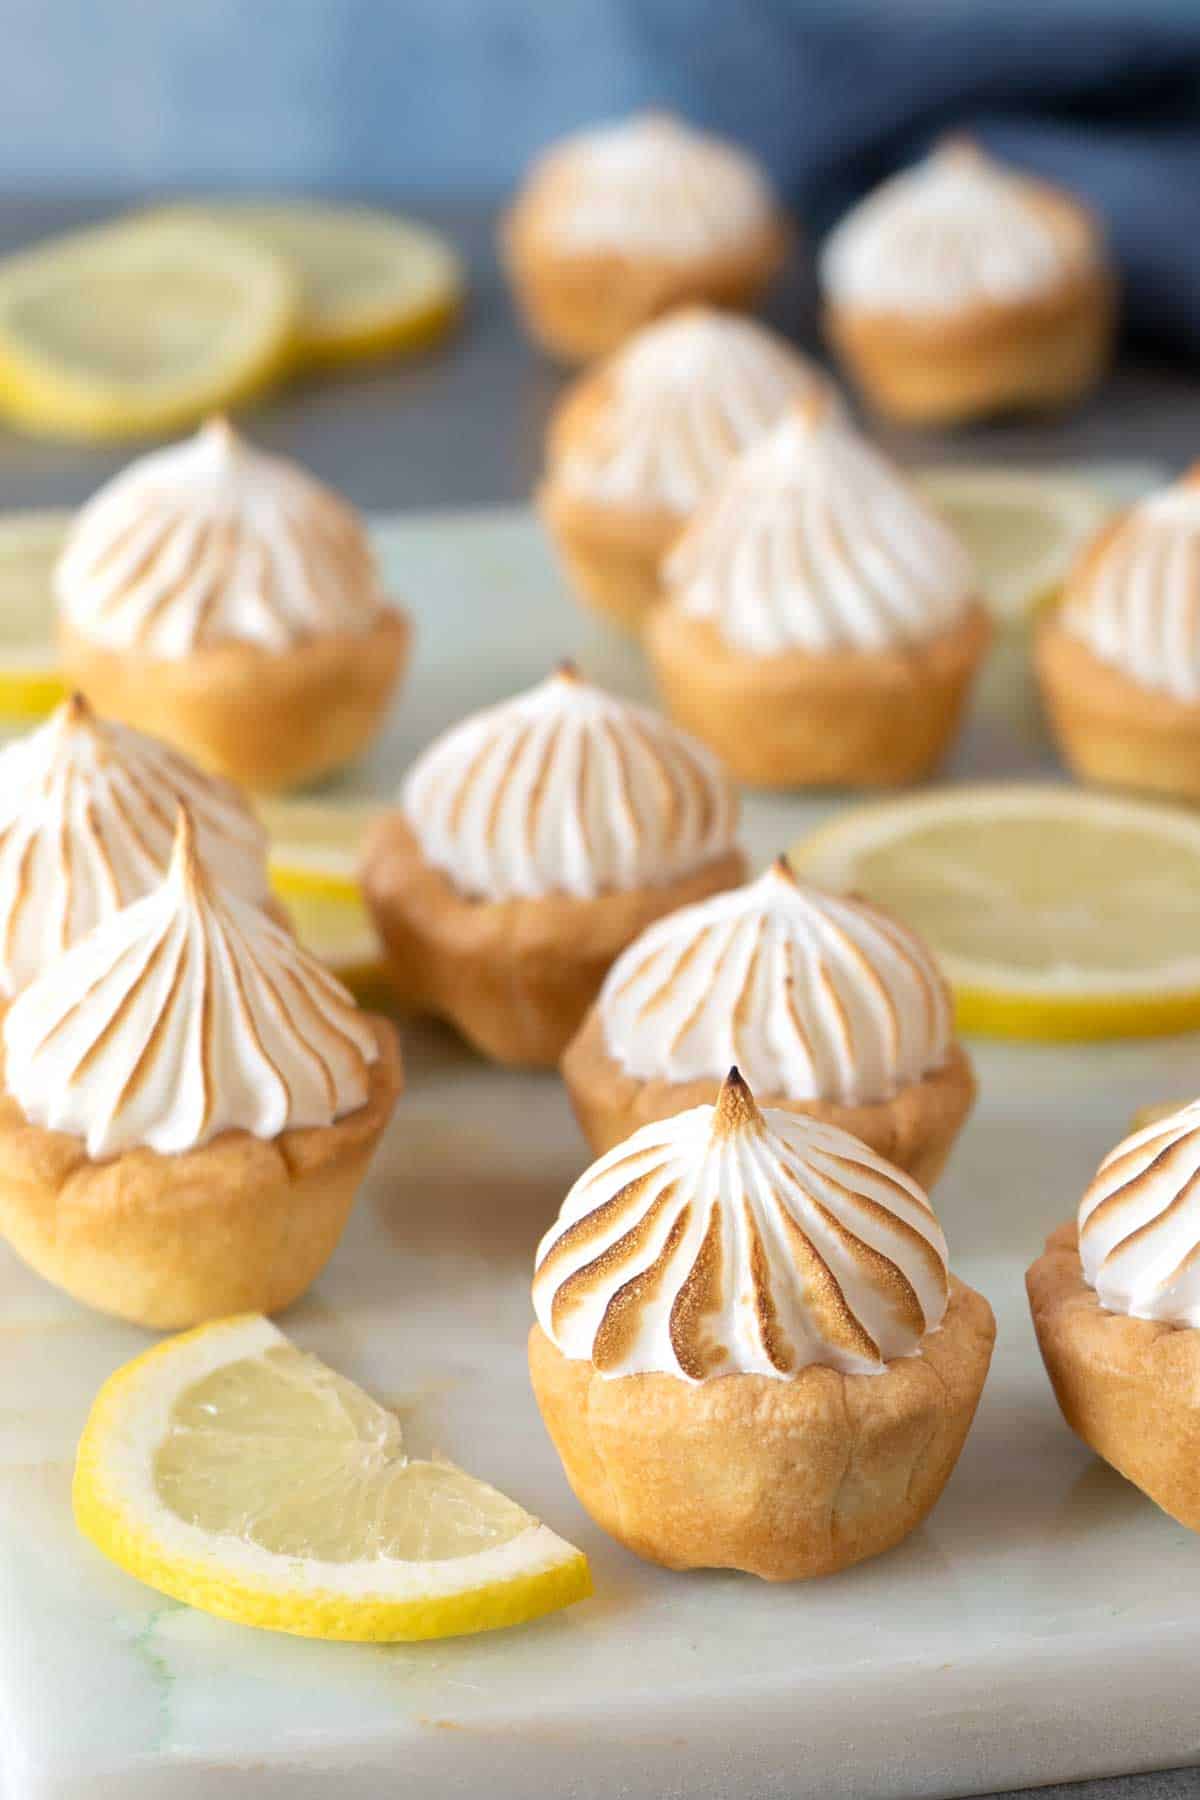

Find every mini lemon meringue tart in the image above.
[1037,470,1200,801]
[538,307,832,631]
[820,138,1114,426]
[0,691,273,995]
[562,857,974,1185]
[1028,1099,1200,1534]
[360,665,744,1067]
[501,113,788,363]
[530,1068,994,1579]
[646,399,990,787]
[0,809,402,1329]
[56,417,411,792]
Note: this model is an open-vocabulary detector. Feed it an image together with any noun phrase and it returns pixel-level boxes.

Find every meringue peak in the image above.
[402,670,738,903]
[523,112,778,263]
[549,310,831,518]
[56,420,385,657]
[598,863,953,1105]
[820,138,1102,317]
[3,812,379,1158]
[533,1087,949,1380]
[0,699,271,995]
[712,1066,763,1140]
[664,407,975,656]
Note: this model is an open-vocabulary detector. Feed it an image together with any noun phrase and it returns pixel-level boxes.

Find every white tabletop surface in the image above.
[4,500,1200,1800]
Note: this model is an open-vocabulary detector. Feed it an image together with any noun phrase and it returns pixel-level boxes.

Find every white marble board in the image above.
[6,482,1200,1800]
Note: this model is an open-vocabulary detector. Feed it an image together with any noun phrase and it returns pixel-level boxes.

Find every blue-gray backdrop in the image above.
[4,0,1200,350]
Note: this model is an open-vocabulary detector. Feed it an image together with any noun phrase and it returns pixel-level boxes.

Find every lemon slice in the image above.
[74,1314,591,1642]
[0,509,70,717]
[914,468,1111,627]
[166,202,464,367]
[259,797,382,902]
[283,885,388,1009]
[792,785,1200,1041]
[258,800,387,1005]
[0,215,299,441]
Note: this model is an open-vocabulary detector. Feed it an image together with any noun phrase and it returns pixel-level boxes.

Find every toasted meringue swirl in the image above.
[517,113,778,260]
[598,860,953,1103]
[0,695,271,996]
[3,811,378,1157]
[820,139,1101,316]
[1060,473,1200,701]
[56,418,386,658]
[1079,1099,1200,1325]
[550,309,829,516]
[664,403,975,654]
[401,667,738,902]
[534,1069,948,1379]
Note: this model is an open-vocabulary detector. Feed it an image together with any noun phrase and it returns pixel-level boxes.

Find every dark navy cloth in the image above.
[612,0,1200,354]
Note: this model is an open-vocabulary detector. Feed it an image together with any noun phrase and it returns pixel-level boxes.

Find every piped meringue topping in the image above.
[550,309,830,515]
[517,113,779,261]
[1060,471,1200,701]
[3,809,379,1158]
[56,418,386,658]
[664,401,975,654]
[533,1068,949,1380]
[401,666,738,902]
[598,859,954,1103]
[1079,1099,1200,1325]
[820,138,1101,317]
[0,694,271,996]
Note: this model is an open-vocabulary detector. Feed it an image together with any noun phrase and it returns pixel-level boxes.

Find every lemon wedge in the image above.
[792,785,1200,1041]
[165,202,464,367]
[0,509,70,717]
[259,799,388,1004]
[74,1314,591,1642]
[914,468,1110,627]
[259,797,381,902]
[283,885,388,1009]
[0,215,299,441]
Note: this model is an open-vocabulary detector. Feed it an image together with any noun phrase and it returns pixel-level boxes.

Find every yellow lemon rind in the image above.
[952,985,1200,1043]
[73,1319,592,1643]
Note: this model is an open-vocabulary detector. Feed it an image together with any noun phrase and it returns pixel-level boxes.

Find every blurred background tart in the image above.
[820,138,1115,426]
[647,398,989,786]
[530,1068,994,1578]
[56,417,411,791]
[562,857,974,1186]
[538,307,832,630]
[1037,467,1200,800]
[360,664,744,1066]
[501,112,789,362]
